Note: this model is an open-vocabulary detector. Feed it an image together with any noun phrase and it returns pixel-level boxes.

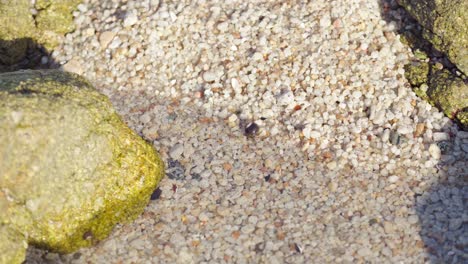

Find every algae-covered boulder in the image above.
[398,0,468,75]
[0,0,81,67]
[0,70,164,263]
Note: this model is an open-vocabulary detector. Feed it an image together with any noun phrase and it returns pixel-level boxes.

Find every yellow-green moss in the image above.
[404,61,429,87]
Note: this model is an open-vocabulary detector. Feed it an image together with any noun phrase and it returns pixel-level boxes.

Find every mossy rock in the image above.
[0,0,81,66]
[399,0,468,75]
[404,60,429,87]
[427,68,468,123]
[0,70,164,264]
[34,0,82,49]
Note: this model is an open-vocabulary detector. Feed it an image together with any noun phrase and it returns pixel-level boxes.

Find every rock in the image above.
[327,161,337,170]
[35,0,81,37]
[428,144,441,159]
[383,221,395,234]
[169,143,184,160]
[202,71,219,82]
[370,108,386,125]
[405,62,468,129]
[397,124,413,135]
[388,175,399,183]
[408,215,419,225]
[413,123,425,137]
[381,128,390,143]
[399,0,468,74]
[319,14,331,28]
[166,159,185,180]
[404,60,429,87]
[62,57,84,75]
[427,68,468,124]
[400,1,468,130]
[461,143,468,153]
[123,12,139,27]
[99,31,117,49]
[389,130,401,145]
[357,247,372,257]
[0,70,164,264]
[432,132,449,142]
[0,0,81,68]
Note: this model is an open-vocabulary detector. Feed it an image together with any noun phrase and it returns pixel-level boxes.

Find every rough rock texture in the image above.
[404,60,468,129]
[0,70,164,264]
[34,0,82,48]
[399,0,468,75]
[399,0,468,129]
[428,69,468,125]
[0,0,81,67]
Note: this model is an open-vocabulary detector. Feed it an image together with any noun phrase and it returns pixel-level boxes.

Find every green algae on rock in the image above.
[404,60,429,87]
[34,0,82,49]
[427,68,468,122]
[0,0,81,66]
[399,0,468,75]
[404,59,468,128]
[0,70,164,264]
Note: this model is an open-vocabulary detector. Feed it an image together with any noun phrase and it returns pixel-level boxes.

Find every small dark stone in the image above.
[166,159,186,180]
[150,188,162,200]
[191,173,201,181]
[260,117,267,120]
[245,122,260,137]
[264,175,271,182]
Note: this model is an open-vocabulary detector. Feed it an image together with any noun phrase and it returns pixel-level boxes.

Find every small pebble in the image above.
[62,57,83,75]
[99,31,117,49]
[388,175,399,183]
[428,144,441,159]
[123,12,139,27]
[169,144,184,160]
